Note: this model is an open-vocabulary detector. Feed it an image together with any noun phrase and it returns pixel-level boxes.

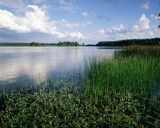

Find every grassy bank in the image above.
[0,48,160,127]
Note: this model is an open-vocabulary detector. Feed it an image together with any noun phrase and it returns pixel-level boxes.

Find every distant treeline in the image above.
[96,38,160,46]
[49,41,81,46]
[0,41,82,46]
[0,43,30,46]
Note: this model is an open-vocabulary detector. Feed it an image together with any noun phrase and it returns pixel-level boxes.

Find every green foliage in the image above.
[0,41,81,47]
[1,86,160,128]
[30,41,81,46]
[53,41,80,46]
[30,42,45,46]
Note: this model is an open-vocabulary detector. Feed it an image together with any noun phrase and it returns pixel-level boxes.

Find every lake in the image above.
[0,47,115,90]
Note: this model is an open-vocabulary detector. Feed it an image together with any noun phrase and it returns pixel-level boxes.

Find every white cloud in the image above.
[90,28,159,42]
[0,5,56,33]
[68,32,84,39]
[0,5,84,39]
[54,19,91,28]
[82,10,92,17]
[97,24,126,35]
[132,14,150,31]
[139,14,150,29]
[87,24,127,41]
[87,14,159,42]
[141,1,149,10]
[112,24,126,33]
[132,25,139,32]
[97,29,105,35]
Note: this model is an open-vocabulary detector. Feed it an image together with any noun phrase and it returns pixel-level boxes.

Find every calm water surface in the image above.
[0,47,115,89]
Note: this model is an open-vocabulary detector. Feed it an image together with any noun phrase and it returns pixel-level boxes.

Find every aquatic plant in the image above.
[0,85,159,127]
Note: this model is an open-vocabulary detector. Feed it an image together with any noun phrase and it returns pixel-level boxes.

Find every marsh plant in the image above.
[1,85,160,128]
[84,48,160,98]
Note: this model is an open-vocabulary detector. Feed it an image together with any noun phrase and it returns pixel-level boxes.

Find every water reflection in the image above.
[0,47,115,89]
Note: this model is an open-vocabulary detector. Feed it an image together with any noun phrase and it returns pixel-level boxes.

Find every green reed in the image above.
[84,48,160,99]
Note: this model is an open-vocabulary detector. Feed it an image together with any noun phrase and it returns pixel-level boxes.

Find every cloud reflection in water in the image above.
[0,47,115,88]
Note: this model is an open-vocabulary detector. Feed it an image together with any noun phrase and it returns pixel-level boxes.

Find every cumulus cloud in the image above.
[112,24,126,33]
[92,28,158,42]
[88,14,159,42]
[0,5,84,39]
[138,14,150,29]
[86,24,127,41]
[0,5,56,33]
[98,24,126,35]
[132,14,150,32]
[141,1,149,10]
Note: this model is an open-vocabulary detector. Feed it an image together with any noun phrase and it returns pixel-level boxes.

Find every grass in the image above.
[84,57,160,98]
[115,47,160,58]
[0,48,160,127]
[84,48,160,97]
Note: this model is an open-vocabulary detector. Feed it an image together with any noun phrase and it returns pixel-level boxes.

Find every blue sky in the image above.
[0,0,160,44]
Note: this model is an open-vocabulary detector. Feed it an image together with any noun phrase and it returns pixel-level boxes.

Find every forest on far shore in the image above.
[96,38,160,46]
[0,41,83,46]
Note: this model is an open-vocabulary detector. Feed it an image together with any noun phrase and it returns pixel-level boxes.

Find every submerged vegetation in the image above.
[0,48,160,127]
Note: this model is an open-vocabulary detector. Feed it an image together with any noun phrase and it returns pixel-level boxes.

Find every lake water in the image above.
[0,47,115,90]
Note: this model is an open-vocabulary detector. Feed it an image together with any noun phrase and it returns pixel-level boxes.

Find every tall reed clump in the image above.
[84,48,160,99]
[115,47,160,58]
